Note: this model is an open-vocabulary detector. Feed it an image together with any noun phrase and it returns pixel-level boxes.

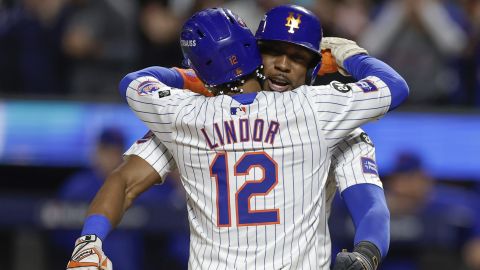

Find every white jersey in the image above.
[324,128,383,217]
[123,76,391,269]
[125,129,383,267]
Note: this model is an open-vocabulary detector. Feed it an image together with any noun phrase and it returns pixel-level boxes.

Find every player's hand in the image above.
[333,242,380,270]
[332,251,375,270]
[320,37,368,74]
[66,235,112,270]
[318,50,338,76]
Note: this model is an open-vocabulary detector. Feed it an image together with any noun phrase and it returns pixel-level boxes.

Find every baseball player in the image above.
[122,5,390,270]
[66,7,408,270]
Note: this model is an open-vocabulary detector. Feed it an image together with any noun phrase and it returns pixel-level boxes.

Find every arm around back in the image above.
[344,54,409,111]
[86,155,163,228]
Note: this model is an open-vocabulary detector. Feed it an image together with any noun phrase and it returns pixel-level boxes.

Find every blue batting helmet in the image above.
[180,8,262,87]
[255,5,322,84]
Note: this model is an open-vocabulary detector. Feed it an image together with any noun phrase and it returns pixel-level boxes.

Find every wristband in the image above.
[81,214,112,241]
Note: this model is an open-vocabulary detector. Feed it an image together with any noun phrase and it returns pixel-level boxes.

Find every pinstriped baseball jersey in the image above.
[123,75,391,269]
[124,132,175,183]
[125,127,382,266]
[320,127,383,265]
[330,128,382,193]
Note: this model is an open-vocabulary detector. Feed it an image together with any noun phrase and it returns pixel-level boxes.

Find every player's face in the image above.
[260,41,315,92]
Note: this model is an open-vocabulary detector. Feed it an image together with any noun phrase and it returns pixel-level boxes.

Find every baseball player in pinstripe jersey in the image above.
[122,6,389,269]
[66,7,408,270]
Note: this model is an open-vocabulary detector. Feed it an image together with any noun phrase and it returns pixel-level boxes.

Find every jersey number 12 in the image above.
[210,152,280,227]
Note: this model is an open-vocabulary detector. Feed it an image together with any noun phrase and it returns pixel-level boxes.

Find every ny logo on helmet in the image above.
[285,12,302,34]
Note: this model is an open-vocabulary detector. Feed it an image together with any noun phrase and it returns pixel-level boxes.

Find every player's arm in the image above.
[173,67,213,96]
[314,37,409,146]
[66,154,162,270]
[332,184,388,270]
[322,37,409,111]
[123,131,176,184]
[67,134,175,269]
[118,65,211,96]
[330,130,389,270]
[68,68,187,269]
[119,66,200,137]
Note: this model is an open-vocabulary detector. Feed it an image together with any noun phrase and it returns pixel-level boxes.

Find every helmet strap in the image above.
[306,54,322,85]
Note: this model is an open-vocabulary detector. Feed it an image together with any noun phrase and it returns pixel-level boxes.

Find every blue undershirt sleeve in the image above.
[341,183,390,258]
[344,54,409,111]
[119,67,184,102]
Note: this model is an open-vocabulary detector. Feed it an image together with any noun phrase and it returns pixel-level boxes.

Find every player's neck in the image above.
[227,78,262,96]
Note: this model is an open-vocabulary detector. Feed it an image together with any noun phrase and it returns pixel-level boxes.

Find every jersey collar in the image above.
[231,92,257,105]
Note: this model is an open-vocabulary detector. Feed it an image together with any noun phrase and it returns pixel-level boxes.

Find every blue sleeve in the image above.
[118,66,184,102]
[341,183,390,258]
[81,214,112,241]
[344,54,409,111]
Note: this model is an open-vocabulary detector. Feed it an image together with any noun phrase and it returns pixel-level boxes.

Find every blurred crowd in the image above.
[0,0,479,106]
[330,152,480,270]
[1,1,480,269]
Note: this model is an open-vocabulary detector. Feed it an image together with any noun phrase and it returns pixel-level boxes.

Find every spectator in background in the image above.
[330,152,480,270]
[59,127,128,200]
[310,0,372,40]
[458,0,480,106]
[382,153,480,270]
[359,0,469,106]
[137,0,183,68]
[0,0,72,95]
[54,127,188,270]
[223,0,289,31]
[309,0,372,86]
[187,0,225,14]
[62,0,138,99]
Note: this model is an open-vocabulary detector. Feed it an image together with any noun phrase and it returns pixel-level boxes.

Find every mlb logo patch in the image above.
[361,157,378,175]
[230,106,247,116]
[355,80,378,93]
[137,80,162,95]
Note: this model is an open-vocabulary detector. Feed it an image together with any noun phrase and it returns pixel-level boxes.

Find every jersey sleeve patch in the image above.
[361,157,378,175]
[158,90,171,98]
[360,132,374,147]
[137,80,165,95]
[330,81,352,93]
[355,79,378,93]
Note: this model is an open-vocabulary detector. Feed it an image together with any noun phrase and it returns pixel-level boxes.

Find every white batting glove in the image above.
[66,235,112,270]
[321,37,368,74]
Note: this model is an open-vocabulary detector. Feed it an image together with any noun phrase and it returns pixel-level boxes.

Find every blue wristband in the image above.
[81,214,112,241]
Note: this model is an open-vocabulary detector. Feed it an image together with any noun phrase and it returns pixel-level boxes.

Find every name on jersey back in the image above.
[201,118,280,149]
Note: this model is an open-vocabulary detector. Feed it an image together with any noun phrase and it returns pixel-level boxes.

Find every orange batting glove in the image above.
[318,50,338,76]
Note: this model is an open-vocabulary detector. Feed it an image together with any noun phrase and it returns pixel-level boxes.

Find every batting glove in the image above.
[66,235,112,270]
[332,241,380,270]
[320,37,368,74]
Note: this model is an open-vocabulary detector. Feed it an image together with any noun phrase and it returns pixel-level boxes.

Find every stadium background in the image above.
[0,0,479,269]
